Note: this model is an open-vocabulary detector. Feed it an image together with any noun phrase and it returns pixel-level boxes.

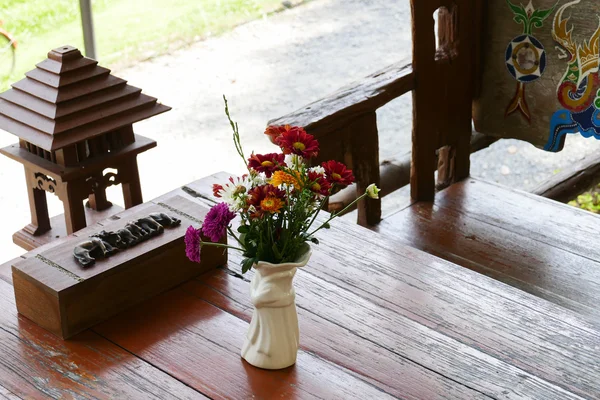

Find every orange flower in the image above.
[260,196,284,213]
[270,170,301,188]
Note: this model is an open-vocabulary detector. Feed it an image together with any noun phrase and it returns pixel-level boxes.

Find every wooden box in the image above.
[11,195,225,339]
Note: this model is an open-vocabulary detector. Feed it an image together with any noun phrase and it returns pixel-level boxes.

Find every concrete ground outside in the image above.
[0,0,598,260]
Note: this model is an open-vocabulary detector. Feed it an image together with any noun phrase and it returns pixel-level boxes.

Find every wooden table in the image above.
[0,172,599,399]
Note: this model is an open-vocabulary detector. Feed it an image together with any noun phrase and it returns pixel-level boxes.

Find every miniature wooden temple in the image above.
[0,45,170,250]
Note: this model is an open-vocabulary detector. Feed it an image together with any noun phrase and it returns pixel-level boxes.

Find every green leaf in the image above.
[530,2,558,23]
[237,225,250,234]
[310,237,320,245]
[241,257,255,274]
[506,0,527,19]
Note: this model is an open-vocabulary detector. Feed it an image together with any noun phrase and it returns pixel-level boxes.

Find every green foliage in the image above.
[569,184,600,213]
[0,0,284,90]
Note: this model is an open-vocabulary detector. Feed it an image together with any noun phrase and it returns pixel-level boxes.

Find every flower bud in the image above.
[366,184,381,199]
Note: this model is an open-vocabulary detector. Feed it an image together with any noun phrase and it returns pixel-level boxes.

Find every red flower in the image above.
[275,126,319,159]
[247,184,286,218]
[248,153,285,177]
[307,171,331,196]
[322,160,355,189]
[264,125,290,144]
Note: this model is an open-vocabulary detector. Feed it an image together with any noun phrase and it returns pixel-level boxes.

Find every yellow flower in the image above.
[270,170,300,188]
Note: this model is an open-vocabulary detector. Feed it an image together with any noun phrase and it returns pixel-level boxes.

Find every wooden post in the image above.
[22,168,51,236]
[60,182,87,234]
[349,112,381,226]
[410,0,479,200]
[410,0,440,201]
[121,159,144,209]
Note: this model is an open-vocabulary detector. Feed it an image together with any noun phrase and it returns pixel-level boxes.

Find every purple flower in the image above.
[185,226,202,263]
[202,202,236,242]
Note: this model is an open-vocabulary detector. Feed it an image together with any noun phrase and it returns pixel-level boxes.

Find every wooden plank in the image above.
[379,200,600,321]
[268,60,414,136]
[182,172,600,398]
[0,279,206,399]
[93,286,399,400]
[307,232,600,398]
[436,178,600,272]
[203,251,597,399]
[532,152,600,202]
[183,269,488,399]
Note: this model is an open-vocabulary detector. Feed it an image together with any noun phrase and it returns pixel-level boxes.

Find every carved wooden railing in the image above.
[270,1,595,227]
[269,57,496,226]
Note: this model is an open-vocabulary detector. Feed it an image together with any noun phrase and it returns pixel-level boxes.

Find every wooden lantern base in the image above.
[13,205,124,251]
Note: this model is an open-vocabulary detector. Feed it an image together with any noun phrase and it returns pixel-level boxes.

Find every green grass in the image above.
[0,0,284,90]
[569,184,600,214]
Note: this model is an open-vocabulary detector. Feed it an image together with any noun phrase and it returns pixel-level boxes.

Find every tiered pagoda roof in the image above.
[0,45,170,151]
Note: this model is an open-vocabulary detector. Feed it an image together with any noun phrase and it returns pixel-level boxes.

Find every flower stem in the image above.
[200,241,245,252]
[304,195,329,233]
[307,192,368,237]
[227,226,244,247]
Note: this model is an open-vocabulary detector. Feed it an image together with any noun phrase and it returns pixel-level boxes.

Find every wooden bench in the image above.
[270,0,600,325]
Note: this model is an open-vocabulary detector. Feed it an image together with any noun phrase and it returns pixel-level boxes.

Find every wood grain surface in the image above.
[2,171,600,398]
[0,279,205,399]
[378,178,600,323]
[183,171,600,400]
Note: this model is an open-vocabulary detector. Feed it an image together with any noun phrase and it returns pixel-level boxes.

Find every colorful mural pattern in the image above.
[545,0,600,151]
[505,0,555,122]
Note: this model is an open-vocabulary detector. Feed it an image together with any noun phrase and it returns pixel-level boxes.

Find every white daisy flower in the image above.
[309,166,325,175]
[284,154,304,168]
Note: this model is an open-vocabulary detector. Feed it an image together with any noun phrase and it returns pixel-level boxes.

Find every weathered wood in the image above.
[0,279,205,399]
[349,112,380,225]
[532,152,600,202]
[177,173,600,399]
[268,60,414,137]
[94,287,400,400]
[182,271,487,400]
[330,131,497,218]
[410,0,479,201]
[12,195,227,339]
[474,0,600,151]
[377,178,600,322]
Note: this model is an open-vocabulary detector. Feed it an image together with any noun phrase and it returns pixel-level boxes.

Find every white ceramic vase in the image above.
[241,245,311,370]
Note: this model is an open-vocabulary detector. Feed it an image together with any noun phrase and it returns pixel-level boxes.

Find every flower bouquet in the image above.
[184,97,379,369]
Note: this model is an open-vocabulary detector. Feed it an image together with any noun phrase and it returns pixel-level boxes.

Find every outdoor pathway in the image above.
[0,0,598,259]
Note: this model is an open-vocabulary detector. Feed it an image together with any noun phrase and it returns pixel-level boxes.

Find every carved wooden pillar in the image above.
[59,181,88,235]
[23,168,52,236]
[120,158,144,209]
